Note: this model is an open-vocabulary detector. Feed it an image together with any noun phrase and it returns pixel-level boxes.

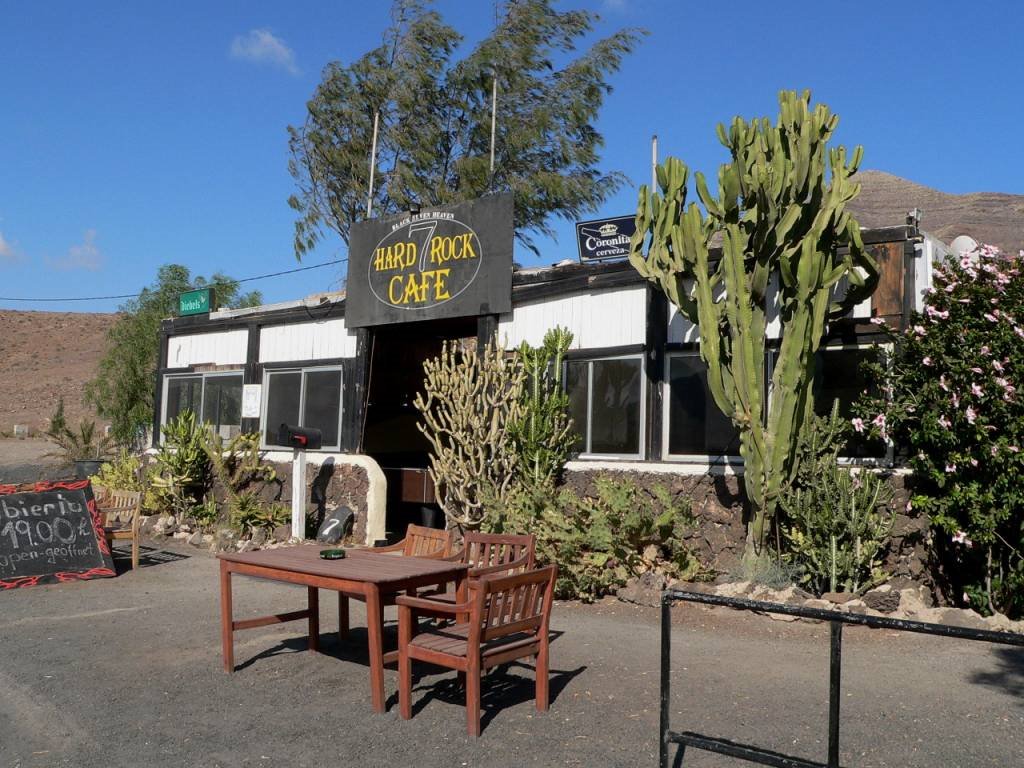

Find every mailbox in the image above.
[278,423,323,450]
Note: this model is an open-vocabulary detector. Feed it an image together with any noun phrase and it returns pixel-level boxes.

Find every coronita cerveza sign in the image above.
[346,194,513,327]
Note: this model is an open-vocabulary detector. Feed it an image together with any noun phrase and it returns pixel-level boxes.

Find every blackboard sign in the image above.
[575,215,636,262]
[0,480,116,589]
[345,194,513,328]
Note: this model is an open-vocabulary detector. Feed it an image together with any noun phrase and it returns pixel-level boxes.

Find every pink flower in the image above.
[923,356,933,366]
[926,306,949,321]
[872,414,886,429]
[952,530,968,544]
[965,406,977,424]
[980,345,991,356]
[991,445,999,457]
[938,414,951,428]
[939,375,949,392]
[992,360,1004,373]
[912,324,926,337]
[944,282,958,293]
[970,367,983,374]
[960,256,974,268]
[1009,446,1021,453]
[984,312,998,322]
[951,392,960,408]
[1015,326,1024,340]
[945,463,957,473]
[869,317,886,325]
[971,383,983,397]
[851,417,865,433]
[905,500,913,512]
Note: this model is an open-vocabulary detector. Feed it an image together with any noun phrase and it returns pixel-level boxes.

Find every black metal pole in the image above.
[828,620,842,768]
[660,594,671,768]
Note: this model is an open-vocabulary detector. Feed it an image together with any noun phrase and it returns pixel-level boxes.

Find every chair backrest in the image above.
[473,565,556,643]
[98,489,142,526]
[403,524,453,557]
[461,532,536,572]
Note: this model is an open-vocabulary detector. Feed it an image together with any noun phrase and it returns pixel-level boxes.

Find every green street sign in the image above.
[178,288,215,316]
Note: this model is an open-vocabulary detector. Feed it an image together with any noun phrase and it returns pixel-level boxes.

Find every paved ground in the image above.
[0,541,1021,768]
[0,439,67,484]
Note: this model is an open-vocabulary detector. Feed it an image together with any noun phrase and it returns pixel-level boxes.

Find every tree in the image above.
[85,265,261,447]
[288,0,643,257]
[854,245,1024,617]
[630,90,879,551]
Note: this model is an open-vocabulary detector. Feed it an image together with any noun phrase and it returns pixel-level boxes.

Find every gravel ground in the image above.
[0,541,1021,768]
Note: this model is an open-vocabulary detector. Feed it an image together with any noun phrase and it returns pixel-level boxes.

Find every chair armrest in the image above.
[366,540,406,553]
[468,553,531,578]
[395,594,472,614]
[441,549,465,562]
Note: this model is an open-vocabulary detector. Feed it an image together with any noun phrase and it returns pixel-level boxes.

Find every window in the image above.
[663,353,740,459]
[162,372,243,439]
[565,355,644,458]
[813,346,888,459]
[262,367,343,450]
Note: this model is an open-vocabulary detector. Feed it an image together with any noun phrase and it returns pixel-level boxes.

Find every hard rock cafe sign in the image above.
[346,194,513,327]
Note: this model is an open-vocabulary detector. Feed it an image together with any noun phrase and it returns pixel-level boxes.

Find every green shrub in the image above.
[231,493,289,535]
[854,245,1024,616]
[485,476,699,601]
[780,402,894,595]
[89,449,144,492]
[150,411,212,521]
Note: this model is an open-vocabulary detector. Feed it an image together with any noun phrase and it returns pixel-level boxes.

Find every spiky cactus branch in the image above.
[630,90,880,550]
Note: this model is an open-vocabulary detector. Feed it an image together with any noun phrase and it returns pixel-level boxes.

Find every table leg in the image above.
[219,561,234,673]
[338,592,349,640]
[365,584,385,713]
[308,587,320,653]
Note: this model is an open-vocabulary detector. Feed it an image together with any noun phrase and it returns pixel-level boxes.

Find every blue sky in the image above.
[1,1,1021,312]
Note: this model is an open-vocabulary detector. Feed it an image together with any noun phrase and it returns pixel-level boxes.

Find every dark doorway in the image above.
[362,316,477,540]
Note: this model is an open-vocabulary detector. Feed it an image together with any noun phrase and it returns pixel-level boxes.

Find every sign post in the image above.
[277,425,323,540]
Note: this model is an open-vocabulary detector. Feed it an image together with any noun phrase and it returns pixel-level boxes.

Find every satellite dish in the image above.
[950,235,979,256]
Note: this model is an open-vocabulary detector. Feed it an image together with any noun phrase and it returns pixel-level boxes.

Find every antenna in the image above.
[651,134,658,190]
[488,1,503,190]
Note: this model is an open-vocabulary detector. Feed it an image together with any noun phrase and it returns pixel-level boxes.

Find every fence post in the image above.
[828,620,842,768]
[660,594,671,768]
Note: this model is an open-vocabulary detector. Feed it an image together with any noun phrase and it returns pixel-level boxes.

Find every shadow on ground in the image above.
[235,625,584,732]
[970,646,1024,703]
[109,543,190,574]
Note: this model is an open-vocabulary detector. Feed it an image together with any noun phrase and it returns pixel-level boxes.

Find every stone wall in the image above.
[261,459,371,543]
[563,466,934,594]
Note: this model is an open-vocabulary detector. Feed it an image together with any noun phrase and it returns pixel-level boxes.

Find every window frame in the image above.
[259,365,344,452]
[661,350,743,464]
[565,352,646,461]
[811,342,894,466]
[160,370,244,440]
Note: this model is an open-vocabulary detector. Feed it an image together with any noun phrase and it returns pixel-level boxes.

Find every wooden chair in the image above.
[368,523,454,558]
[396,564,557,736]
[337,524,455,640]
[418,532,536,610]
[97,489,143,570]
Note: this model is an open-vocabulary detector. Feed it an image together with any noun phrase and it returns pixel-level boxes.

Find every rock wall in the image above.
[564,466,934,595]
[263,459,371,543]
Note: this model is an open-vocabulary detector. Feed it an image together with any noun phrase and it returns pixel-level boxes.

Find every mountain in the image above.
[0,310,117,434]
[851,170,1024,254]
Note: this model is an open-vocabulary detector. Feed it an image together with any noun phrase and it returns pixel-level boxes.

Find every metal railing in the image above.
[660,589,1024,768]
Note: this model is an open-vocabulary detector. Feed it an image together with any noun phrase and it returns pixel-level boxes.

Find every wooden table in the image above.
[218,546,468,713]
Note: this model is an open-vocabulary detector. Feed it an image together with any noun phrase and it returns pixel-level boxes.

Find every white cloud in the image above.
[49,229,103,271]
[230,29,299,75]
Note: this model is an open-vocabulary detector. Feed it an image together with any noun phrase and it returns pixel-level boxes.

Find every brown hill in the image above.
[852,170,1024,254]
[0,310,117,433]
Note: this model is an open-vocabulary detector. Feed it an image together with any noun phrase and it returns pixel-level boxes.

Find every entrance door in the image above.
[362,316,477,539]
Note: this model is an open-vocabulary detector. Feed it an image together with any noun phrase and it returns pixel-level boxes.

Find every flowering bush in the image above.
[855,245,1024,616]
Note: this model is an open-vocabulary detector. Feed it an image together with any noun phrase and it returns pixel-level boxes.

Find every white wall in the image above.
[259,318,358,363]
[166,329,248,367]
[498,286,647,349]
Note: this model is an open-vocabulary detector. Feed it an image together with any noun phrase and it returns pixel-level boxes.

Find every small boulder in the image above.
[272,524,292,543]
[250,528,268,547]
[862,585,901,614]
[617,571,667,608]
[933,608,989,630]
[820,592,857,605]
[186,531,205,547]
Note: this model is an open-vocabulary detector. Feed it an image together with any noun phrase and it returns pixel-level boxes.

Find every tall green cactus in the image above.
[629,90,879,550]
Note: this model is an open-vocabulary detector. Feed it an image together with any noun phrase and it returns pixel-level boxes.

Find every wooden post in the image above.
[219,561,234,673]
